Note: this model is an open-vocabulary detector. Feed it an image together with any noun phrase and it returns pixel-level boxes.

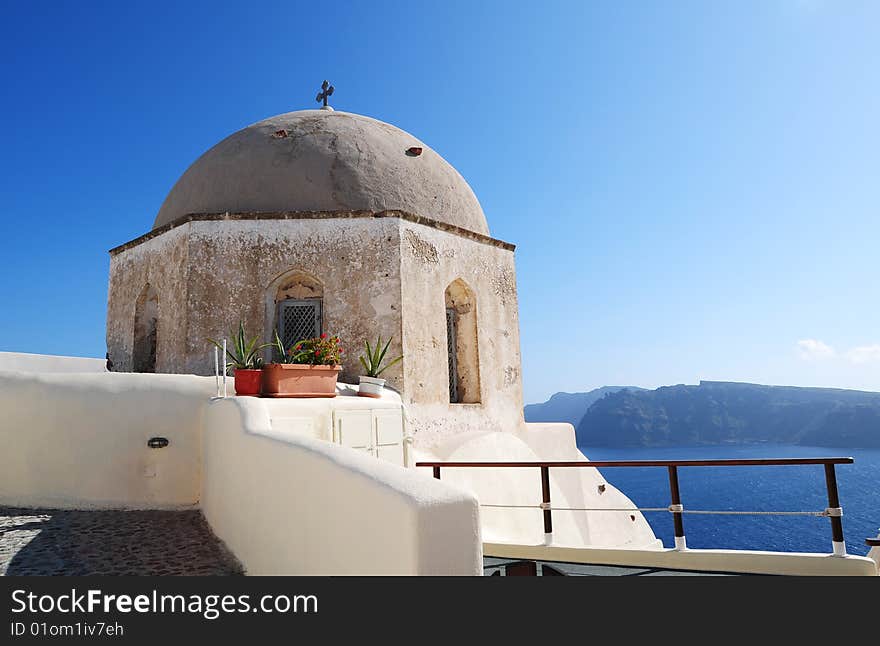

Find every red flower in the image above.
[320,333,327,339]
[315,350,321,356]
[338,347,343,353]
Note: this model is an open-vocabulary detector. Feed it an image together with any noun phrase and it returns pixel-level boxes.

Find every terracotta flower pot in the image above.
[234,369,263,396]
[262,363,341,398]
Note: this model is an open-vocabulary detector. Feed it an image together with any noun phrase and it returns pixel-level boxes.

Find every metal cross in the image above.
[315,80,334,107]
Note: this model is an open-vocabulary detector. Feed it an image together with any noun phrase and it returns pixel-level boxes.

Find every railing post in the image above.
[432,466,441,480]
[540,466,552,546]
[824,463,846,556]
[667,466,687,550]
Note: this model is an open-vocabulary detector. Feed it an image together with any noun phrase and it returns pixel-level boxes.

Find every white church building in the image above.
[105,103,524,446]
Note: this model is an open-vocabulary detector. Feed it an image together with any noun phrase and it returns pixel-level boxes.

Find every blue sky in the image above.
[0,1,877,403]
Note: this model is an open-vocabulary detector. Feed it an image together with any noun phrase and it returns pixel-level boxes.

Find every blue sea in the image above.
[578,444,880,556]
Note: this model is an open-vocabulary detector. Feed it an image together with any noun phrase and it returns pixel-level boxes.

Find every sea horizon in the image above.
[578,443,880,556]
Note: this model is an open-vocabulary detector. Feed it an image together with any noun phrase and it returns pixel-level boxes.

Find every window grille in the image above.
[446,307,459,403]
[277,299,322,357]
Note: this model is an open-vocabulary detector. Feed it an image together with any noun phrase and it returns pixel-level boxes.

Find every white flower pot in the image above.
[358,376,385,398]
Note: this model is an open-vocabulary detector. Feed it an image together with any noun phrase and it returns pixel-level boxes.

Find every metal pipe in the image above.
[222,339,227,398]
[541,466,552,545]
[824,463,846,556]
[668,466,687,550]
[415,457,854,468]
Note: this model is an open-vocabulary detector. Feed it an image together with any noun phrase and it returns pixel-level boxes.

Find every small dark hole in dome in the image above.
[272,129,289,139]
[406,146,423,157]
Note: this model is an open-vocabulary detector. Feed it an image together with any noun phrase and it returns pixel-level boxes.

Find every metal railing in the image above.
[416,457,854,556]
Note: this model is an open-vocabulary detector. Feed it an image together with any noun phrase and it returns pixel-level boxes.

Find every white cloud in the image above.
[846,345,880,364]
[795,339,880,365]
[797,339,835,360]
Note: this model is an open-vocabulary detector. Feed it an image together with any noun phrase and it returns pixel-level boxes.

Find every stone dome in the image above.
[153,109,489,235]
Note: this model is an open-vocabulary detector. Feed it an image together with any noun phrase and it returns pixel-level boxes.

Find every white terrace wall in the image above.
[0,371,210,509]
[0,365,483,575]
[414,423,660,550]
[0,352,106,374]
[202,398,482,575]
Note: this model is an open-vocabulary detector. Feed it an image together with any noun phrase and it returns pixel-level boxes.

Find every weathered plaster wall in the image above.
[108,216,524,449]
[182,219,404,387]
[399,222,524,447]
[0,371,211,509]
[106,226,190,373]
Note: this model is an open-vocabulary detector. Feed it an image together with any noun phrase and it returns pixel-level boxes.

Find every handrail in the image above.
[416,457,854,468]
[416,457,854,556]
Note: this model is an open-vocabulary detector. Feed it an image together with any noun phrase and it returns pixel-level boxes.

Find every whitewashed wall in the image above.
[0,351,106,374]
[201,398,482,575]
[414,422,660,550]
[0,371,210,509]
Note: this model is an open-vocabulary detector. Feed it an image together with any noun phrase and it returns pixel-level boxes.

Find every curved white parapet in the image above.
[201,397,482,575]
[0,351,106,374]
[414,422,661,550]
[0,371,212,509]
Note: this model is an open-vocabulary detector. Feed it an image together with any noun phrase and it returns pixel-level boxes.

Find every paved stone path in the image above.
[0,507,242,576]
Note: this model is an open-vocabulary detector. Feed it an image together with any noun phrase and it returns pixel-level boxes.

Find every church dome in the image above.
[153,109,489,235]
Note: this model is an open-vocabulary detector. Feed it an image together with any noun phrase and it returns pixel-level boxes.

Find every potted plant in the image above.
[262,331,343,398]
[209,322,271,396]
[358,336,403,398]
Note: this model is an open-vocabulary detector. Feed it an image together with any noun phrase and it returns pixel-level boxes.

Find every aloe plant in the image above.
[359,336,403,378]
[270,329,298,364]
[209,322,271,371]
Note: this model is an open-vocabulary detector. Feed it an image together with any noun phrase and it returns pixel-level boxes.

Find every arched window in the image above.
[133,283,158,373]
[444,279,481,404]
[267,270,324,356]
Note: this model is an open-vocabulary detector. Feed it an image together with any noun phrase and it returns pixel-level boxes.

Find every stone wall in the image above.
[108,218,405,387]
[182,218,404,387]
[106,226,190,373]
[399,222,524,447]
[107,214,524,448]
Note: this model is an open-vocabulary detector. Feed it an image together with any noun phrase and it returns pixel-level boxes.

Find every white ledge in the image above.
[484,542,879,577]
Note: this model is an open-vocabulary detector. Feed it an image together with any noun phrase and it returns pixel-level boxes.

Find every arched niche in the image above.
[444,279,481,404]
[133,283,158,373]
[264,269,324,356]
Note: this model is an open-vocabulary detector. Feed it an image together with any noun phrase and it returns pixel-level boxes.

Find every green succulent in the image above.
[359,336,403,378]
[209,321,272,371]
